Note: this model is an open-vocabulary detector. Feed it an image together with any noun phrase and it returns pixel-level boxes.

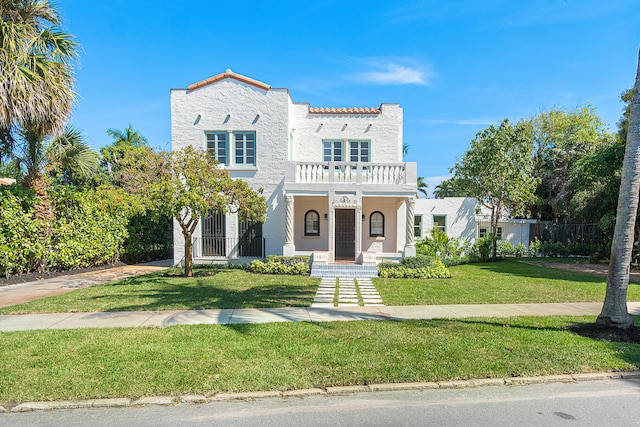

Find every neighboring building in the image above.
[171,70,534,268]
[414,198,535,249]
[0,178,16,186]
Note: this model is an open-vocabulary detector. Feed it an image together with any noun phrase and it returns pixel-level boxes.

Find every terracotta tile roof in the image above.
[188,69,271,92]
[308,107,381,114]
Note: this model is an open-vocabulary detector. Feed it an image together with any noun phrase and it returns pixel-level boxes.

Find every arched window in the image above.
[305,210,320,236]
[370,211,384,237]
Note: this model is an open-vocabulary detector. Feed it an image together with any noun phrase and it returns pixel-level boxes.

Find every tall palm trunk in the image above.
[23,167,54,222]
[596,50,640,329]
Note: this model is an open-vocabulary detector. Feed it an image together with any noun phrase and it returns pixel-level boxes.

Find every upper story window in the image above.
[206,132,228,165]
[350,140,370,162]
[323,140,343,162]
[370,211,385,237]
[304,210,320,236]
[234,132,256,166]
[433,215,446,234]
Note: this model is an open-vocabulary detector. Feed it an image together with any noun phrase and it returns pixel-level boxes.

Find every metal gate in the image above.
[201,211,226,256]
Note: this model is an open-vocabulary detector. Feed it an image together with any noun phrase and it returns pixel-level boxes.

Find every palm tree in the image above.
[101,125,149,178]
[434,179,457,199]
[0,0,78,136]
[417,176,429,198]
[0,0,78,218]
[13,126,97,219]
[596,50,640,330]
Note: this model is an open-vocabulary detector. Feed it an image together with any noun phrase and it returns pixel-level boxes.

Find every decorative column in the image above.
[283,195,295,256]
[404,196,416,257]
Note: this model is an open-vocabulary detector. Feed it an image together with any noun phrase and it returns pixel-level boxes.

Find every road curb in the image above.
[4,371,639,413]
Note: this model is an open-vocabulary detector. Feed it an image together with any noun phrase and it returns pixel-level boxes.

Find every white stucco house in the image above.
[170,70,534,273]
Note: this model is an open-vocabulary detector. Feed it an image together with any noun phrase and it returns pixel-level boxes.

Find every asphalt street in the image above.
[2,378,639,427]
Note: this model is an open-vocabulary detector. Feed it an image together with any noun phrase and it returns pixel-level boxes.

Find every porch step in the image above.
[310,264,379,278]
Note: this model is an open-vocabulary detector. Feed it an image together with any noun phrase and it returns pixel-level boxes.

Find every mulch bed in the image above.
[568,323,640,344]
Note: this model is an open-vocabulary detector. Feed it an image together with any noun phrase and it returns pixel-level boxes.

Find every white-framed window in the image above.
[349,140,370,162]
[206,132,228,165]
[414,214,423,238]
[479,227,487,238]
[305,210,320,236]
[433,215,446,233]
[234,131,255,166]
[323,140,343,162]
[370,211,384,237]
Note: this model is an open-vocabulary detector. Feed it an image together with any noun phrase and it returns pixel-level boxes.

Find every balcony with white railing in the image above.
[284,161,417,190]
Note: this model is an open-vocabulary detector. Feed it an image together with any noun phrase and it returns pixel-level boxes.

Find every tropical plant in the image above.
[433,180,452,199]
[0,0,78,159]
[100,125,149,180]
[597,51,640,330]
[417,176,429,198]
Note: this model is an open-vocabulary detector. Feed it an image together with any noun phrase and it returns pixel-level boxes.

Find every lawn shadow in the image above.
[95,270,319,312]
[474,259,606,283]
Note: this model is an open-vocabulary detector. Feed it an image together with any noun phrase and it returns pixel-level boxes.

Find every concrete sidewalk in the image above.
[2,302,640,332]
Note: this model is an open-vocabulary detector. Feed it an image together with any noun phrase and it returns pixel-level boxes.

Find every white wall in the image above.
[289,103,403,163]
[415,198,477,242]
[171,80,291,262]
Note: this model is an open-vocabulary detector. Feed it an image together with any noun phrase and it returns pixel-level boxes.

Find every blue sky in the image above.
[57,0,639,195]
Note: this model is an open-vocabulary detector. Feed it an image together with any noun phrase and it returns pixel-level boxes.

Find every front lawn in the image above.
[0,316,638,403]
[374,258,640,305]
[0,269,320,314]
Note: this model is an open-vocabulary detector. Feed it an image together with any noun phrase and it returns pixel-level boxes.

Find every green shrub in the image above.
[250,259,310,275]
[48,187,128,271]
[471,236,493,262]
[401,255,435,269]
[378,259,451,279]
[514,242,527,257]
[416,230,470,262]
[0,188,46,276]
[496,241,515,257]
[266,255,311,267]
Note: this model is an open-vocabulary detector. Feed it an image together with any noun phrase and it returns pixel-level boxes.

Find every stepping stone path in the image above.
[311,278,384,307]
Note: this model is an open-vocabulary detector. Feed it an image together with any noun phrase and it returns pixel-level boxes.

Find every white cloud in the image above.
[354,61,434,86]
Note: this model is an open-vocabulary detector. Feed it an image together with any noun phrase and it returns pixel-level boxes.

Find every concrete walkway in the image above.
[0,260,172,308]
[2,302,640,332]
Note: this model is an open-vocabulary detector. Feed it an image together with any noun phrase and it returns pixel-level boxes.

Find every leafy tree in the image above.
[531,105,609,221]
[596,52,640,330]
[568,135,623,234]
[417,176,429,198]
[126,146,267,277]
[450,119,538,258]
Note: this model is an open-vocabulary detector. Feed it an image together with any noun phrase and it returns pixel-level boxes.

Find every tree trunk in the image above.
[596,49,640,329]
[23,167,53,272]
[183,230,193,278]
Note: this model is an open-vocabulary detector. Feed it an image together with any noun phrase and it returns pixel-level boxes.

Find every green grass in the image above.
[375,258,640,305]
[0,269,320,314]
[0,316,638,403]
